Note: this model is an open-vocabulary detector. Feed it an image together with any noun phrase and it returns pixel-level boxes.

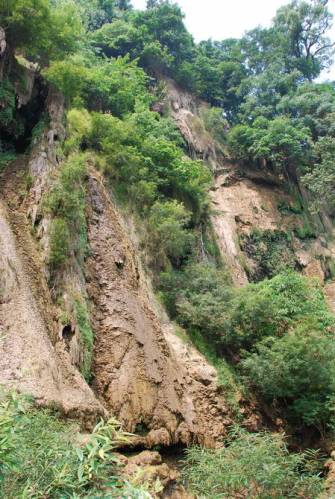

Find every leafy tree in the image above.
[226,271,333,352]
[0,0,84,63]
[43,55,149,115]
[274,0,335,80]
[278,82,335,139]
[77,0,132,30]
[160,262,231,332]
[228,116,311,172]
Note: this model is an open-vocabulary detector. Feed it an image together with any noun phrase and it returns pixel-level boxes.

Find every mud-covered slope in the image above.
[86,170,234,447]
[0,158,104,425]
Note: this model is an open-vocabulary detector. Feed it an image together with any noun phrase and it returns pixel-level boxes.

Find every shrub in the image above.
[162,268,333,355]
[160,262,232,343]
[0,79,16,127]
[49,217,71,268]
[44,56,149,116]
[64,108,92,154]
[225,271,334,352]
[183,428,323,498]
[46,153,88,270]
[241,325,335,430]
[147,200,194,264]
[0,148,16,171]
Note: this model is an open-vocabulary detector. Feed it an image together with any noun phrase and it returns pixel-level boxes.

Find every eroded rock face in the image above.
[0,195,104,426]
[163,78,220,170]
[211,168,335,285]
[86,170,234,447]
[0,80,104,425]
[164,79,335,288]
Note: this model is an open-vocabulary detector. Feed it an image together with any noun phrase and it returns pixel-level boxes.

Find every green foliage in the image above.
[278,199,303,215]
[78,0,132,31]
[74,298,94,381]
[199,106,228,149]
[183,428,323,498]
[48,217,71,268]
[160,262,232,342]
[64,107,92,153]
[43,55,149,116]
[46,153,88,270]
[86,109,210,220]
[147,200,194,264]
[162,264,333,352]
[0,146,16,171]
[0,79,16,127]
[242,325,335,429]
[294,219,316,239]
[240,229,298,281]
[226,271,334,352]
[274,0,335,79]
[1,0,84,64]
[303,136,335,215]
[162,262,335,431]
[0,391,147,498]
[228,116,311,171]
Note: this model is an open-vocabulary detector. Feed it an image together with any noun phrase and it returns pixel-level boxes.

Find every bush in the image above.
[162,268,333,355]
[48,217,71,268]
[183,428,323,498]
[64,108,92,154]
[228,117,311,171]
[241,325,335,429]
[0,79,16,127]
[147,200,194,265]
[160,262,232,343]
[225,271,334,352]
[44,56,149,116]
[46,153,88,269]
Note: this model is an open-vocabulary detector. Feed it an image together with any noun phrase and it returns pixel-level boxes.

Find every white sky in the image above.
[132,0,335,80]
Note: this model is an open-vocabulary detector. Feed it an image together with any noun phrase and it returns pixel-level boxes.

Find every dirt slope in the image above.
[0,158,104,425]
[86,170,235,447]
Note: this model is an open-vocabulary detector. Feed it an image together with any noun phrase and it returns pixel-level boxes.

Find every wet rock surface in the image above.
[86,170,234,447]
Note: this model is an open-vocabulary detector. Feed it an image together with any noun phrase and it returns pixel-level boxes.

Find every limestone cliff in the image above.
[163,78,335,304]
[0,68,248,447]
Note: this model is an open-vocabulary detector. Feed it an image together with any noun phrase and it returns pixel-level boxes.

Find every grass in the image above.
[74,298,94,381]
[0,391,150,498]
[182,427,324,499]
